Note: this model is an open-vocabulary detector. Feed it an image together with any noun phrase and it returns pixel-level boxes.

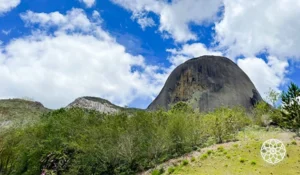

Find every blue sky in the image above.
[0,0,299,109]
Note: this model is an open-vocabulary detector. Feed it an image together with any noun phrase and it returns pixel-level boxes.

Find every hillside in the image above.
[145,128,300,175]
[66,96,143,113]
[0,99,50,131]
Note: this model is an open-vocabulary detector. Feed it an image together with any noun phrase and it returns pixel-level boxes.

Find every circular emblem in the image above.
[261,139,286,164]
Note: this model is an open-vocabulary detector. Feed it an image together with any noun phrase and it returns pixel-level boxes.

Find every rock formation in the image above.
[66,96,121,114]
[147,55,263,112]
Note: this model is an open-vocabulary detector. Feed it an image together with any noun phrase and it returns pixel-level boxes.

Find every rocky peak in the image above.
[148,55,263,112]
[66,96,121,114]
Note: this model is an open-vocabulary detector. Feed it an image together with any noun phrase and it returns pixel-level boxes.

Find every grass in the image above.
[167,129,300,175]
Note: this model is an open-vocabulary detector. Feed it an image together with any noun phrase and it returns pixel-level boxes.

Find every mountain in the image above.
[0,99,50,131]
[66,96,142,113]
[148,55,263,112]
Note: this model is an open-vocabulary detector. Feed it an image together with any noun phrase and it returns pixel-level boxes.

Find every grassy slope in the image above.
[0,99,50,131]
[148,128,300,175]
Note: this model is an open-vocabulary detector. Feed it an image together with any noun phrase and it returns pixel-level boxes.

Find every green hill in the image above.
[147,128,300,175]
[0,99,50,132]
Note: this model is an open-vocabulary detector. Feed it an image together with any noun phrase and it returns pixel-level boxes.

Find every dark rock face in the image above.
[147,55,263,112]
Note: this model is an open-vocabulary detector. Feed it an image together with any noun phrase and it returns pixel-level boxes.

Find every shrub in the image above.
[240,158,246,163]
[291,140,297,145]
[191,157,196,162]
[201,154,208,160]
[207,150,213,155]
[181,159,189,166]
[217,146,225,152]
[152,169,162,175]
[251,161,256,165]
[203,107,249,143]
[168,167,175,174]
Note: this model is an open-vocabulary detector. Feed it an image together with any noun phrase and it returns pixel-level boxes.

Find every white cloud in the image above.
[0,9,165,109]
[131,12,155,30]
[2,29,11,35]
[79,0,96,8]
[215,0,300,59]
[237,56,288,99]
[111,0,222,42]
[0,0,20,14]
[167,43,222,67]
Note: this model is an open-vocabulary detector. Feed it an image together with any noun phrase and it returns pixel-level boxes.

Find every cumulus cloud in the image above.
[0,0,20,14]
[0,9,165,108]
[111,0,222,42]
[215,0,300,59]
[167,43,222,67]
[237,56,288,98]
[79,0,96,8]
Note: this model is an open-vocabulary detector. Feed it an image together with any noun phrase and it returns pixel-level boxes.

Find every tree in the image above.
[170,102,193,113]
[266,88,280,108]
[281,82,300,135]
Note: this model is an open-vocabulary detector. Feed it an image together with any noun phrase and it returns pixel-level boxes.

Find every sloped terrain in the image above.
[146,128,300,175]
[0,99,50,131]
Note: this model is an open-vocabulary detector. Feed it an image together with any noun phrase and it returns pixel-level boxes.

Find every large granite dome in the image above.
[147,55,263,112]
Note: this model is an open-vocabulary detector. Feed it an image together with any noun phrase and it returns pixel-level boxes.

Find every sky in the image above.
[0,0,300,109]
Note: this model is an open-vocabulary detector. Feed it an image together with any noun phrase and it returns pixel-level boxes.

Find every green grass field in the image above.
[149,128,300,175]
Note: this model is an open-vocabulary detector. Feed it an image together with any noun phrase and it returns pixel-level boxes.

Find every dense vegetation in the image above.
[0,82,299,175]
[0,105,248,175]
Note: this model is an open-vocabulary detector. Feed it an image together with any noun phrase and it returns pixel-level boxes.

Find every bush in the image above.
[168,167,175,174]
[251,161,256,165]
[181,160,189,166]
[207,150,213,155]
[204,107,250,143]
[152,169,164,175]
[191,157,196,162]
[201,154,208,160]
[291,140,297,145]
[239,158,246,163]
[217,146,225,152]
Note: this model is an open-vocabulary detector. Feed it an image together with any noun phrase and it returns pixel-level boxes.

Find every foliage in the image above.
[281,82,300,134]
[167,167,175,174]
[203,107,249,143]
[0,105,250,175]
[181,160,189,166]
[266,88,281,108]
[170,102,193,113]
[253,101,283,127]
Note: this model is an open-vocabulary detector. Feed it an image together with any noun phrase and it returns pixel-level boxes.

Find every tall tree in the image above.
[281,82,300,135]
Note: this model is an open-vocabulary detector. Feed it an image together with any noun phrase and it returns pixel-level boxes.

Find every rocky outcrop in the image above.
[66,96,121,114]
[148,55,263,112]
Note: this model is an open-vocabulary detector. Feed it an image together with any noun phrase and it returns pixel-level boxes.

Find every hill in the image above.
[66,96,142,113]
[0,98,50,131]
[144,128,300,175]
[148,55,263,112]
